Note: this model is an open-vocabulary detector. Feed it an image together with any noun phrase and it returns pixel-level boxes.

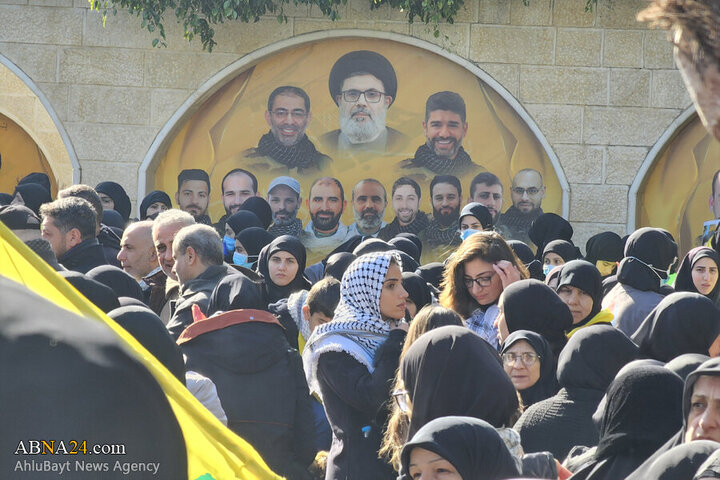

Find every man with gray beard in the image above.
[320,50,408,154]
[347,178,387,238]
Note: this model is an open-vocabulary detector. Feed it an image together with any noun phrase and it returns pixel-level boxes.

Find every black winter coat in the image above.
[58,237,108,274]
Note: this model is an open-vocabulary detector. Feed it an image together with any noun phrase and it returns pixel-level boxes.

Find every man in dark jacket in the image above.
[179,309,316,480]
[40,197,108,274]
[166,224,234,339]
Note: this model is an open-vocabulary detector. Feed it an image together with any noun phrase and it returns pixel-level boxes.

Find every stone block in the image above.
[603,30,644,68]
[478,0,509,24]
[143,52,237,89]
[209,18,293,55]
[453,0,479,23]
[572,222,628,254]
[293,19,356,35]
[555,28,602,66]
[65,122,158,163]
[68,85,151,124]
[0,43,58,83]
[554,144,604,184]
[469,25,554,64]
[38,82,69,121]
[356,21,410,35]
[411,23,470,58]
[83,9,169,50]
[569,183,628,224]
[651,70,691,109]
[519,66,607,105]
[524,104,583,144]
[80,160,140,202]
[0,94,37,128]
[596,0,648,29]
[604,145,648,185]
[0,0,28,5]
[583,106,680,146]
[0,63,33,94]
[151,89,192,126]
[477,63,519,97]
[34,102,57,132]
[509,0,551,26]
[59,48,144,86]
[552,0,595,27]
[609,69,650,107]
[29,0,72,6]
[0,6,83,44]
[644,30,674,69]
[346,0,408,22]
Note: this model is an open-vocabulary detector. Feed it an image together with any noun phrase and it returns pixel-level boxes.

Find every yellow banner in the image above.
[0,221,283,480]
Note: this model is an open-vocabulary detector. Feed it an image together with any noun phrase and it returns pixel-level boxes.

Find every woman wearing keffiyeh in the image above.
[303,251,409,480]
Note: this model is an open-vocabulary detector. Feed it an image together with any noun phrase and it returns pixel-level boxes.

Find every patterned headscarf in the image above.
[302,251,401,396]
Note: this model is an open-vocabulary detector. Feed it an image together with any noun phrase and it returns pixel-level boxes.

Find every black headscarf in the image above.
[543,239,581,263]
[0,192,13,205]
[108,306,186,383]
[675,247,720,300]
[206,273,265,315]
[416,262,445,291]
[632,292,720,362]
[501,330,558,407]
[557,325,639,392]
[352,238,392,256]
[401,326,519,438]
[95,181,131,222]
[399,416,521,480]
[644,441,720,480]
[396,232,423,259]
[86,265,144,301]
[239,197,273,230]
[501,279,574,359]
[396,250,419,273]
[617,227,678,292]
[401,272,433,315]
[324,252,356,281]
[665,353,710,381]
[139,190,172,220]
[529,213,574,261]
[235,227,275,261]
[556,259,603,326]
[508,239,544,280]
[101,210,125,231]
[459,202,493,230]
[695,449,720,479]
[18,172,51,193]
[388,237,420,263]
[13,182,51,216]
[226,210,263,235]
[59,271,120,313]
[585,231,624,265]
[257,235,311,304]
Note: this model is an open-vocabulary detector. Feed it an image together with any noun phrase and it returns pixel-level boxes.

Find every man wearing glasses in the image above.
[320,50,408,154]
[496,168,545,247]
[243,85,331,174]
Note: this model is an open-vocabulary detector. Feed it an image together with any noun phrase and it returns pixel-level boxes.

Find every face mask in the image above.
[223,235,235,256]
[543,264,554,277]
[233,252,248,266]
[596,260,616,277]
[460,229,480,241]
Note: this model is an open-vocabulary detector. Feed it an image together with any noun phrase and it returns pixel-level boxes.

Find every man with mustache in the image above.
[378,176,429,241]
[424,175,462,251]
[242,86,331,175]
[399,91,482,180]
[175,169,212,225]
[319,50,408,154]
[300,177,351,260]
[347,178,387,238]
[495,168,545,247]
[469,172,504,224]
[267,176,303,237]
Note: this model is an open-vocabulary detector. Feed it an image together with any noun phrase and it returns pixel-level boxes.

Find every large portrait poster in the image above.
[153,37,562,263]
[638,115,720,256]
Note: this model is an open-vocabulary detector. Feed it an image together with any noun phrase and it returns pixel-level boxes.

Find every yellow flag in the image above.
[0,221,284,480]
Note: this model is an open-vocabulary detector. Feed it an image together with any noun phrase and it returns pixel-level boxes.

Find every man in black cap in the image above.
[399,91,483,181]
[0,204,63,271]
[320,50,408,154]
[176,169,212,225]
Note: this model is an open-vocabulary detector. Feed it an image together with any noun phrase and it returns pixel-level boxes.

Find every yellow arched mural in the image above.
[638,115,720,256]
[0,112,57,197]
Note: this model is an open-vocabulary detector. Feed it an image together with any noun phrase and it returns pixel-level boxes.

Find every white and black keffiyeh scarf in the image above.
[256,131,323,169]
[303,251,402,396]
[404,144,476,176]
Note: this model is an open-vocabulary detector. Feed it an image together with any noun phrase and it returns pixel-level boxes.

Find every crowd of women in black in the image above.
[3,173,720,480]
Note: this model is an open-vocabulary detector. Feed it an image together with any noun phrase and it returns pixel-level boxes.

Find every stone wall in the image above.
[0,0,693,248]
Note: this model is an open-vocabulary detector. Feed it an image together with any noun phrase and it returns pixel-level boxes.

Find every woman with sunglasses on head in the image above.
[440,232,528,349]
[303,252,409,480]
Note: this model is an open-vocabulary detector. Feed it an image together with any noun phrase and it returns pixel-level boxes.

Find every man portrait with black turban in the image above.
[319,50,408,154]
